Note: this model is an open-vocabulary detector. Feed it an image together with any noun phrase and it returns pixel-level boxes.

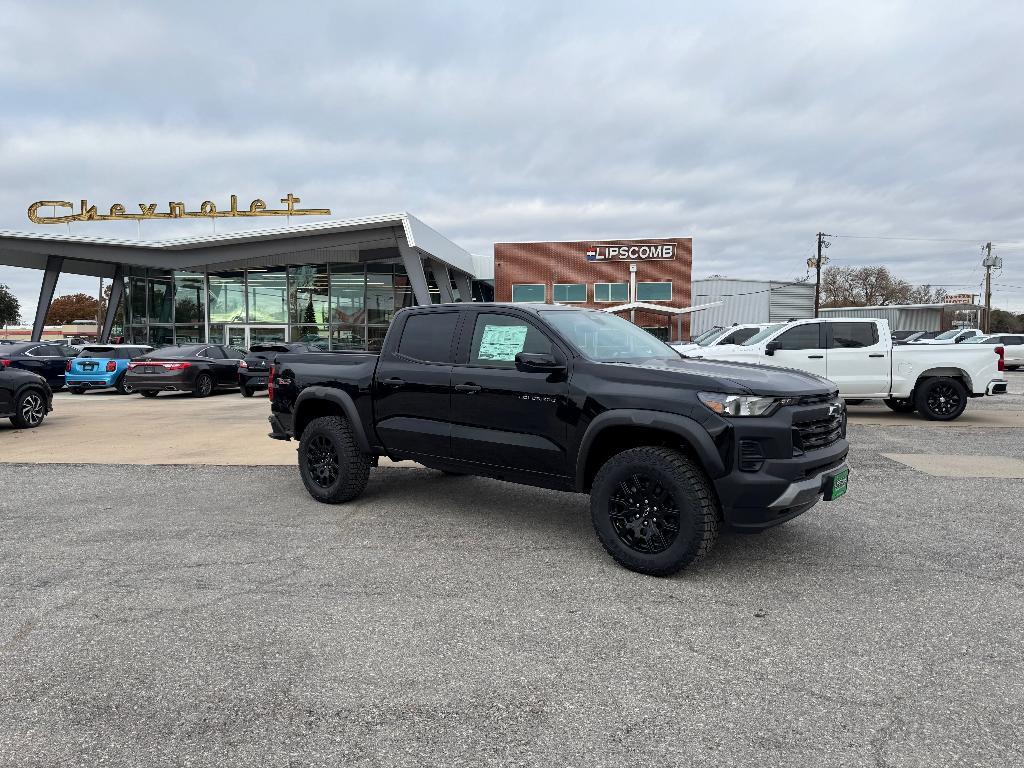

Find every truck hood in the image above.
[603,356,836,397]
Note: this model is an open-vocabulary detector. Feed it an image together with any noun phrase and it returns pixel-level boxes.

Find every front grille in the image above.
[793,412,844,454]
[797,391,838,406]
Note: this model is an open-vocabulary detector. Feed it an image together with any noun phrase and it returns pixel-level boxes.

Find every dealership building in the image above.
[0,213,484,348]
[494,237,694,340]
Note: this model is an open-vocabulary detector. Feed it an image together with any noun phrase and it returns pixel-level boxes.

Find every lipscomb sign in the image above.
[585,243,675,262]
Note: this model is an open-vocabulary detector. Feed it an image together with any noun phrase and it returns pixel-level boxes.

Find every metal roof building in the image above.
[689,278,815,335]
[0,213,484,348]
[819,303,984,332]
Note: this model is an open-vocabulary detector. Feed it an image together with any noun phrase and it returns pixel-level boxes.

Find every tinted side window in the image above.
[203,346,227,359]
[830,322,878,349]
[223,347,246,359]
[721,328,758,345]
[774,324,822,350]
[397,312,459,363]
[30,345,60,357]
[468,313,553,369]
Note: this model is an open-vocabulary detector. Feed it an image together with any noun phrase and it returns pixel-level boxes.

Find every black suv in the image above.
[267,303,850,575]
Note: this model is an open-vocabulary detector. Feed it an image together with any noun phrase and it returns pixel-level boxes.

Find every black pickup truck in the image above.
[268,303,850,575]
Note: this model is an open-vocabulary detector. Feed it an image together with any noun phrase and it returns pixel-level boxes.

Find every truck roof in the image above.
[408,302,585,313]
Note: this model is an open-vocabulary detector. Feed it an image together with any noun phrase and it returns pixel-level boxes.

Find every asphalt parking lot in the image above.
[2,374,1023,766]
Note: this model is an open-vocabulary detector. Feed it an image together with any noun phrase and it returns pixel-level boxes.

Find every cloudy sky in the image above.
[1,0,1022,321]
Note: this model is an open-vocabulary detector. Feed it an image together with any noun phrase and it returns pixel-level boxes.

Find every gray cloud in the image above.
[1,0,1021,321]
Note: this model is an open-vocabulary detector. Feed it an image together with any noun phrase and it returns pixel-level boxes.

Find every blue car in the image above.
[66,344,153,394]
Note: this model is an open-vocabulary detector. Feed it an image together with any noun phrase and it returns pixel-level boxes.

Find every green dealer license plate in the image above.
[825,469,849,501]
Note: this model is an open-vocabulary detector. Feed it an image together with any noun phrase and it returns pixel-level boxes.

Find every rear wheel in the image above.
[115,373,132,394]
[298,416,372,503]
[884,397,916,413]
[139,390,158,398]
[590,446,719,576]
[11,389,47,428]
[240,386,254,397]
[192,373,214,398]
[914,377,967,421]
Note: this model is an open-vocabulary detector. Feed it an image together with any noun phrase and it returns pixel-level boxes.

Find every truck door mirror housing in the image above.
[765,341,781,356]
[515,352,566,373]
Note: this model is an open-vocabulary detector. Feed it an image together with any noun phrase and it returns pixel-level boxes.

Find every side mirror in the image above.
[515,352,566,374]
[765,341,780,356]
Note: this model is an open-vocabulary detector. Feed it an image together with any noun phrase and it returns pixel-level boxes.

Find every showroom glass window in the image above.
[208,272,246,324]
[636,282,672,301]
[512,284,546,303]
[330,264,365,325]
[247,268,288,323]
[129,275,146,324]
[594,283,629,302]
[147,274,173,323]
[553,284,586,303]
[290,265,330,327]
[174,272,206,324]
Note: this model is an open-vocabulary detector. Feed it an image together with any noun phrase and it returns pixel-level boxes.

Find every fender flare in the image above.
[15,381,50,408]
[575,409,727,490]
[293,386,372,452]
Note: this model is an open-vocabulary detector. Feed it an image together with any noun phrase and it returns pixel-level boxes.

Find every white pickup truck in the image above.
[689,318,1008,421]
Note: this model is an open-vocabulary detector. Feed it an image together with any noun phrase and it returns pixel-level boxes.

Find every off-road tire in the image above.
[590,446,719,576]
[883,397,916,413]
[914,376,967,421]
[139,390,158,398]
[240,386,254,398]
[298,415,372,504]
[10,388,47,428]
[115,373,132,394]
[192,373,214,398]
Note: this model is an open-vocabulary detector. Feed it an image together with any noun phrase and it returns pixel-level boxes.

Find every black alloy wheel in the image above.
[240,386,254,398]
[306,434,340,488]
[192,373,214,398]
[590,446,719,576]
[608,473,681,554]
[914,376,967,421]
[297,416,371,503]
[12,390,46,428]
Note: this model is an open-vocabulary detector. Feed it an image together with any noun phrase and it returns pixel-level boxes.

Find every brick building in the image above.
[493,237,693,340]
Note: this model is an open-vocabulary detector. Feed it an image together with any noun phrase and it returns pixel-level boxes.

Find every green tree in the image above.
[0,284,20,325]
[44,293,99,325]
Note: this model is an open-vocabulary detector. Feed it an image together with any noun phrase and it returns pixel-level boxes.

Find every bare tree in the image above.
[821,266,948,308]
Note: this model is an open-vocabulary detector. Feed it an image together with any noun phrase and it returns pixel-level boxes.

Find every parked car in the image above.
[125,344,247,397]
[66,344,153,394]
[238,342,321,397]
[0,341,77,390]
[267,303,851,576]
[671,323,768,355]
[694,318,1007,420]
[963,333,1024,370]
[890,329,924,343]
[907,328,982,344]
[1,366,52,428]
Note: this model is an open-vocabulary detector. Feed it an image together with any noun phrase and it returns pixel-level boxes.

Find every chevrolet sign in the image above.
[585,243,675,261]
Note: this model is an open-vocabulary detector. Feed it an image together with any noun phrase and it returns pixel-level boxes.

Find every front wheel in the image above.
[192,373,214,398]
[590,446,719,576]
[240,386,254,398]
[11,389,47,428]
[914,377,967,421]
[884,397,916,413]
[298,416,372,503]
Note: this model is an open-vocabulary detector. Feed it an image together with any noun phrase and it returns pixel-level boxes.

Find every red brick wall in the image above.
[493,237,693,340]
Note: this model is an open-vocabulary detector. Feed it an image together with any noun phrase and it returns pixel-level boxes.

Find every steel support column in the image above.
[429,259,455,303]
[399,244,432,306]
[451,271,473,303]
[100,264,125,342]
[32,255,63,341]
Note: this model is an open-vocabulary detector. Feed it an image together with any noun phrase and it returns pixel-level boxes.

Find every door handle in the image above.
[454,383,482,394]
[807,354,824,359]
[868,353,886,358]
[382,377,405,387]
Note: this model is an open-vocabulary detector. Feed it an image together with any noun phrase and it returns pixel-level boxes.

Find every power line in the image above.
[831,234,984,244]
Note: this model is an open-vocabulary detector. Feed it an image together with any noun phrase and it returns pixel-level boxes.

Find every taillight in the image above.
[163,362,191,371]
[66,360,72,372]
[0,359,11,368]
[268,364,275,399]
[996,346,1005,372]
[238,359,248,369]
[106,360,117,372]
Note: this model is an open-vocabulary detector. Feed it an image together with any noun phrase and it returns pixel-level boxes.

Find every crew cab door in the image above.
[373,310,459,459]
[825,321,891,396]
[765,323,827,378]
[449,311,571,476]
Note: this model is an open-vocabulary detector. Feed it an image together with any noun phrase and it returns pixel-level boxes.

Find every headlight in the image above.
[698,392,795,417]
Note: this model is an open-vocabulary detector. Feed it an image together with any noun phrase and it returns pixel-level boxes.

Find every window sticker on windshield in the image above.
[478,324,528,361]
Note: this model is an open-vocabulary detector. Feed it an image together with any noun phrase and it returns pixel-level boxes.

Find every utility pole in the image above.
[981,242,1002,333]
[809,233,831,317]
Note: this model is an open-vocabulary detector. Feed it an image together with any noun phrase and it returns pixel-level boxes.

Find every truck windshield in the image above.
[541,310,676,362]
[740,323,785,345]
[690,327,723,345]
[933,329,964,340]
